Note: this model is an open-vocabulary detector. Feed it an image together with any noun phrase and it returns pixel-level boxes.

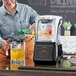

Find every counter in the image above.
[0,57,76,76]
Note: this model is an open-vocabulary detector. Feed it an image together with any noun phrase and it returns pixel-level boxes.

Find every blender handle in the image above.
[57,19,63,44]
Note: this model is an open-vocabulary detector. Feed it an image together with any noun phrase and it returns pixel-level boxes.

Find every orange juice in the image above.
[11,49,25,61]
[10,63,24,70]
[30,33,35,37]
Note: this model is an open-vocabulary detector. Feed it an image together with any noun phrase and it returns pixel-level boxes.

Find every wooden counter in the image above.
[0,58,76,76]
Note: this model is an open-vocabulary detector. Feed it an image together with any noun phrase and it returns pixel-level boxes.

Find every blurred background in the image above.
[0,0,76,36]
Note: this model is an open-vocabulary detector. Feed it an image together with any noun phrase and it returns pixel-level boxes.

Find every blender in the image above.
[33,15,63,64]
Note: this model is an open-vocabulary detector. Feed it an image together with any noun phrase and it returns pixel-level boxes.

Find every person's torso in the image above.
[0,3,32,40]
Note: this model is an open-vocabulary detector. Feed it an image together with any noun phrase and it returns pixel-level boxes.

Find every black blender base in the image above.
[34,61,57,65]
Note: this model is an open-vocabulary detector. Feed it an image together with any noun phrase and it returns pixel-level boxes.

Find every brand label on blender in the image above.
[41,50,47,52]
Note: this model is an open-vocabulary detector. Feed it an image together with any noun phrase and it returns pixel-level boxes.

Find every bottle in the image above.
[18,29,32,34]
[18,30,35,38]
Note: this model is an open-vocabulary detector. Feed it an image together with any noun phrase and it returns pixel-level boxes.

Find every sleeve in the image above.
[0,27,4,49]
[0,37,4,49]
[29,7,39,25]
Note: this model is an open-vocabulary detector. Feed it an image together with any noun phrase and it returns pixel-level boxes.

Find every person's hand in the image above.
[1,38,10,51]
[29,24,34,32]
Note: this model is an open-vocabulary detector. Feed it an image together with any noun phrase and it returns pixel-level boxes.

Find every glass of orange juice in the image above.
[10,39,25,64]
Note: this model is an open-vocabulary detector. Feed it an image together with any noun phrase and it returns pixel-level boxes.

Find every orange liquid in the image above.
[11,49,25,61]
[30,33,35,37]
[11,63,24,70]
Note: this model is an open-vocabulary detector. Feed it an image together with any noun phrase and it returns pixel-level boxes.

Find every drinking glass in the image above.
[10,39,25,64]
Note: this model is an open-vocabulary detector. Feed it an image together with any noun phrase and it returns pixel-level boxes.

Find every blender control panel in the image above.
[34,44,54,60]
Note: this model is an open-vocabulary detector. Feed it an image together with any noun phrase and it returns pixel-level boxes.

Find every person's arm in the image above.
[29,7,39,31]
[0,36,4,49]
[1,39,10,51]
[0,30,10,51]
[29,7,39,25]
[0,27,4,49]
